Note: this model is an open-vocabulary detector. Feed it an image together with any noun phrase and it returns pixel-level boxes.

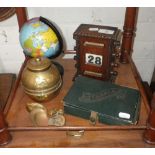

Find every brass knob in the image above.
[111,63,119,67]
[110,71,118,76]
[115,46,121,53]
[114,41,120,46]
[112,53,120,58]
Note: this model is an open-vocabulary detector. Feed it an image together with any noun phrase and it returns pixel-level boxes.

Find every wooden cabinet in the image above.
[0,7,155,147]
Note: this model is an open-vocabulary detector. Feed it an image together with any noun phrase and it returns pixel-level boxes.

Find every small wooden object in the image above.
[73,24,121,81]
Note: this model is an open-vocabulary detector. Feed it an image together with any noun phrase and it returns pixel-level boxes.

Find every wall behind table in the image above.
[0,15,24,74]
[0,7,154,84]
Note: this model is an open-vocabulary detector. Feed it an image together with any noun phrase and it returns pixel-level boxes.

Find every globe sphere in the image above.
[19,17,62,58]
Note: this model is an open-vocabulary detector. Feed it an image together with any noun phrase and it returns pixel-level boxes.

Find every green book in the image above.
[63,76,141,125]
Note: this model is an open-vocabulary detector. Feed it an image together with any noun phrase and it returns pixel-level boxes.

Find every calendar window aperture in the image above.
[85,53,103,67]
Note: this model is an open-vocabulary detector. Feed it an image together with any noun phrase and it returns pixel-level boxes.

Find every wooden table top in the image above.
[2,53,152,148]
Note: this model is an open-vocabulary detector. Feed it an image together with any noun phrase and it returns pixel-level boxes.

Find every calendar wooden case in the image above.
[73,24,121,81]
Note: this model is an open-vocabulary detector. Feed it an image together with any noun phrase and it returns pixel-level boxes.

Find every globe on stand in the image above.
[19,17,63,58]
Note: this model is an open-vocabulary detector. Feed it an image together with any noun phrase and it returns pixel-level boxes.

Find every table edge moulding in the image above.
[0,7,154,147]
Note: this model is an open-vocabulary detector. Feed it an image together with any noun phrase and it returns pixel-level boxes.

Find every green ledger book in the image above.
[63,76,141,125]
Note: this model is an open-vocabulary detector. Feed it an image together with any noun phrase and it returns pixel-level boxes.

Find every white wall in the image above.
[0,15,24,74]
[132,8,155,83]
[0,7,154,83]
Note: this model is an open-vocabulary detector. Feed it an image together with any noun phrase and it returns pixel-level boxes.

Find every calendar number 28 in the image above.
[85,53,103,66]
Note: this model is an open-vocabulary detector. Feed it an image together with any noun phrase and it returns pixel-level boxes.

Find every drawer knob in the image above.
[111,63,119,67]
[110,71,118,76]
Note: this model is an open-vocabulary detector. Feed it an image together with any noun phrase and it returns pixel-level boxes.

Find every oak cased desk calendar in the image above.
[73,24,121,81]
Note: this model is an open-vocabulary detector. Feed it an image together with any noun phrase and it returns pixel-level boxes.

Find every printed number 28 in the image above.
[88,55,102,65]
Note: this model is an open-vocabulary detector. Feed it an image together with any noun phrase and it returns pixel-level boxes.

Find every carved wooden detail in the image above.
[120,7,138,63]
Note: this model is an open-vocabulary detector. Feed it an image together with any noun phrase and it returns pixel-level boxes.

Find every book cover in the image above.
[63,76,141,125]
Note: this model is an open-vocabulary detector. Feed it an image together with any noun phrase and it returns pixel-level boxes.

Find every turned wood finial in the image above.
[15,7,28,31]
[120,7,138,63]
